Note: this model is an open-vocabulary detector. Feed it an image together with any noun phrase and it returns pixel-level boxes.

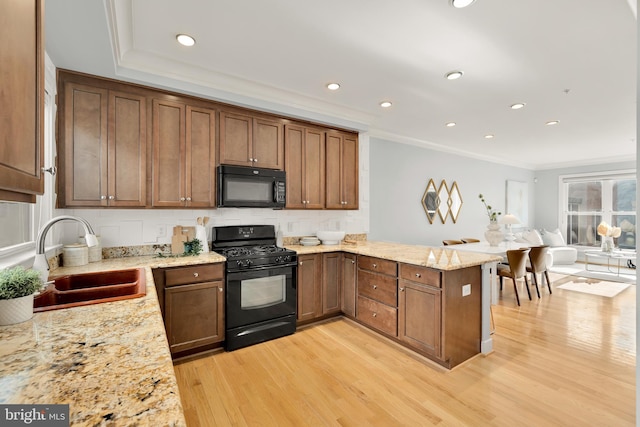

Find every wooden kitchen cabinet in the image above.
[341,253,357,318]
[398,263,481,368]
[297,254,322,322]
[326,131,358,209]
[151,98,216,207]
[219,111,284,170]
[0,0,44,202]
[284,124,325,209]
[153,263,225,356]
[322,252,342,315]
[57,76,147,207]
[356,256,398,336]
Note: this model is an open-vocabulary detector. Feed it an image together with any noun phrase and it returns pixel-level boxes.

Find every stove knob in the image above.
[245,260,253,267]
[284,255,291,262]
[236,260,244,268]
[275,256,282,263]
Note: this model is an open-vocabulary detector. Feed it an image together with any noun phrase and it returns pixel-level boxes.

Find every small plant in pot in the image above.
[0,266,44,326]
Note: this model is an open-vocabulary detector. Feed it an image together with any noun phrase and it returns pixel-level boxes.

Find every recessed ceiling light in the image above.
[510,103,526,110]
[445,70,464,80]
[546,120,560,126]
[446,122,456,127]
[484,134,494,139]
[327,83,341,91]
[450,0,476,8]
[176,34,196,47]
[379,101,392,108]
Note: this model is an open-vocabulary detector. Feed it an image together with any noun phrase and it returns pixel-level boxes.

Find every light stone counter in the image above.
[287,240,502,269]
[0,252,225,427]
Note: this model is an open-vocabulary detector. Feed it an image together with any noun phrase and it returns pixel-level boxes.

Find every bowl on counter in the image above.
[316,231,346,245]
[299,236,321,246]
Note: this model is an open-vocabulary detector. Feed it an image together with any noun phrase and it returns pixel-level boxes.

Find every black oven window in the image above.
[241,275,286,309]
[226,179,272,202]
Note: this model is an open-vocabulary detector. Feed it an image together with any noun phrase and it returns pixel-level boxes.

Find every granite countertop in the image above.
[287,240,502,269]
[0,252,225,427]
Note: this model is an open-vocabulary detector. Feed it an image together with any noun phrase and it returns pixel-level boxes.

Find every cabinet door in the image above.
[0,0,44,199]
[341,134,359,209]
[398,280,442,358]
[253,117,284,170]
[284,125,305,208]
[341,253,357,317]
[297,254,322,321]
[62,83,109,207]
[219,111,252,166]
[164,281,225,354]
[152,99,185,207]
[303,128,325,209]
[108,91,146,207]
[185,105,216,207]
[325,133,342,209]
[322,253,341,315]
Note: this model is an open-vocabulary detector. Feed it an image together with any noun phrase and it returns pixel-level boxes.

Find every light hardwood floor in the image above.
[173,271,635,426]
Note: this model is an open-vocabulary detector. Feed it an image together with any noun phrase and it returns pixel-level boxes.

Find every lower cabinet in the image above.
[153,263,225,356]
[296,253,343,324]
[356,256,398,336]
[398,278,442,358]
[341,253,357,318]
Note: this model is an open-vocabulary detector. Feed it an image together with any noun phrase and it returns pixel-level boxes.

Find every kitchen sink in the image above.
[33,268,146,312]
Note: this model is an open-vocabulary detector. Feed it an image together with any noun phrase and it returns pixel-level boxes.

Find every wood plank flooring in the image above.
[173,271,635,426]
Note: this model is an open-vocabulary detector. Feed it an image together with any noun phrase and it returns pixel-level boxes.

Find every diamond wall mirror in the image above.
[421,179,438,224]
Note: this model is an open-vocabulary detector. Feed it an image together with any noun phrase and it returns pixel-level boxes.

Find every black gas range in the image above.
[211,225,297,351]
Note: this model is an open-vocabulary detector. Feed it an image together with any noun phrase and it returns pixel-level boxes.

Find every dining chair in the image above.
[526,245,552,296]
[442,239,464,246]
[497,248,531,306]
[460,238,480,243]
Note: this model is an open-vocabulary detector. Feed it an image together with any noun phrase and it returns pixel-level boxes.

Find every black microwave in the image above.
[217,165,286,208]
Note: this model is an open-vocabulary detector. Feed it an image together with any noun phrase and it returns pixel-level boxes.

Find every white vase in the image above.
[0,294,34,326]
[601,236,614,253]
[485,222,504,247]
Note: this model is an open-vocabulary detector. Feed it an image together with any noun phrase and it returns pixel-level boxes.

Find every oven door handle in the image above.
[226,263,297,277]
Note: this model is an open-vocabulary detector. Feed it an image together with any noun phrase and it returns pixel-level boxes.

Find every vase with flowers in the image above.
[479,194,503,246]
[596,221,621,253]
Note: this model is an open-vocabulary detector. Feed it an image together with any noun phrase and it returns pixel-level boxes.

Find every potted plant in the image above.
[479,194,504,246]
[0,266,43,326]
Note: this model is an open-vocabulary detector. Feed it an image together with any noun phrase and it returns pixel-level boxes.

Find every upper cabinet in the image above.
[0,0,44,201]
[219,111,284,170]
[57,74,147,207]
[326,131,358,209]
[151,98,216,207]
[284,124,325,209]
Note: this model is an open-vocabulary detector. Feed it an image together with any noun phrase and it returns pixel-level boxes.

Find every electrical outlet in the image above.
[462,284,471,297]
[157,225,166,238]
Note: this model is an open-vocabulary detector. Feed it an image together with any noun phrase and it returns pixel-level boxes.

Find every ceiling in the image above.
[45,0,637,170]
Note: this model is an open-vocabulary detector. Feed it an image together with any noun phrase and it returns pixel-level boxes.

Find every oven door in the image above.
[226,265,296,329]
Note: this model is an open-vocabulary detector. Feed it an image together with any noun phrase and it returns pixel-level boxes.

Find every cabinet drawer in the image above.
[357,296,397,337]
[358,256,397,276]
[164,263,224,287]
[399,264,441,288]
[357,270,397,306]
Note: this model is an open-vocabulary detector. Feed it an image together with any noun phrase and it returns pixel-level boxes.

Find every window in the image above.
[562,171,636,249]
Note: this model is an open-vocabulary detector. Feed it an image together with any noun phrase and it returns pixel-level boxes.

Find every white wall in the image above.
[56,136,371,248]
[368,137,535,247]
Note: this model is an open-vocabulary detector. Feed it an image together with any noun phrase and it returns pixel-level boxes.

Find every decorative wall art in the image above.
[505,180,528,227]
[421,179,463,224]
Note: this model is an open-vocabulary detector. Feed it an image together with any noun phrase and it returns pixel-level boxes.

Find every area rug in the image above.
[549,263,636,285]
[556,279,630,298]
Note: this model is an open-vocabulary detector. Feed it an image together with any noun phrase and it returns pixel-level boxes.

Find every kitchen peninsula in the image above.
[0,241,499,425]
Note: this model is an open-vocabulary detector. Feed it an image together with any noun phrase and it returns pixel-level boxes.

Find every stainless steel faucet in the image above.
[32,215,99,282]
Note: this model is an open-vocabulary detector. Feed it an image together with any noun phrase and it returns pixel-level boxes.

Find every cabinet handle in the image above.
[400,287,405,292]
[254,158,258,162]
[373,285,377,290]
[108,195,115,200]
[351,260,355,264]
[180,197,186,202]
[219,287,223,293]
[372,313,377,317]
[373,263,377,268]
[249,158,254,162]
[299,261,303,266]
[415,273,421,278]
[100,195,107,200]
[193,272,199,278]
[186,197,191,201]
